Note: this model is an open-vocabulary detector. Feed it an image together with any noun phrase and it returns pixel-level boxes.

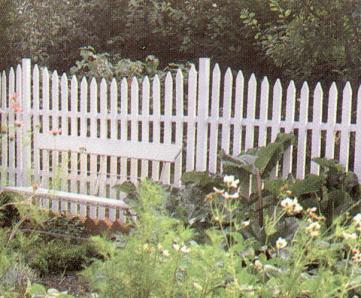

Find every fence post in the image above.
[196,58,210,171]
[21,58,31,186]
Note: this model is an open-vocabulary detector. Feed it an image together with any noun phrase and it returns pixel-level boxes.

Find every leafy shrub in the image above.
[28,239,97,276]
[83,179,361,297]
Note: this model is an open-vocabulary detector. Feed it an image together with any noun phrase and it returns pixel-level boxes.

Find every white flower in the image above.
[213,187,224,194]
[180,245,191,254]
[193,282,203,290]
[212,3,217,8]
[223,175,239,188]
[276,237,287,250]
[342,232,358,240]
[162,250,170,257]
[223,192,239,199]
[306,222,321,237]
[280,197,303,215]
[353,213,361,226]
[352,250,361,263]
[254,260,263,270]
[172,243,180,251]
[241,220,250,228]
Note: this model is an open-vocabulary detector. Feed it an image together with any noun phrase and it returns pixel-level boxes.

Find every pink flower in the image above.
[10,102,22,113]
[49,129,62,135]
[9,93,18,101]
[15,120,24,127]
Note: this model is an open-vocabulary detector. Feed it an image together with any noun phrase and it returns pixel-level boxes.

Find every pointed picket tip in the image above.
[131,76,138,85]
[100,78,107,88]
[33,64,40,75]
[165,71,173,82]
[314,82,323,96]
[287,80,296,90]
[9,67,15,77]
[301,81,309,93]
[111,78,117,87]
[236,70,244,82]
[329,82,337,94]
[343,81,352,96]
[176,68,183,80]
[16,64,22,72]
[71,75,78,84]
[142,75,150,86]
[261,76,269,86]
[80,76,88,86]
[212,63,220,75]
[274,78,282,88]
[189,64,197,77]
[52,70,58,79]
[121,77,128,87]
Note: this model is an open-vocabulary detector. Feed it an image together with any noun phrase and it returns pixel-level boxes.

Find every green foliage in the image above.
[241,0,361,81]
[70,46,191,80]
[28,239,96,275]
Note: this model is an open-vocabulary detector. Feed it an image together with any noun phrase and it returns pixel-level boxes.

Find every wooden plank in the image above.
[60,73,68,191]
[161,72,173,184]
[186,65,197,172]
[32,65,40,186]
[270,79,282,177]
[232,70,245,155]
[120,78,128,184]
[98,79,108,200]
[8,68,15,185]
[339,82,352,170]
[109,78,118,212]
[152,75,161,181]
[36,135,182,162]
[354,85,361,179]
[208,64,220,173]
[296,82,309,179]
[21,59,31,186]
[130,77,139,183]
[70,75,78,197]
[79,77,88,194]
[89,78,98,195]
[141,76,150,179]
[0,71,7,185]
[41,68,50,190]
[174,69,184,186]
[51,71,60,189]
[325,83,337,159]
[282,81,296,176]
[245,74,257,150]
[16,65,22,186]
[258,77,270,147]
[221,68,233,153]
[196,58,210,171]
[310,83,323,174]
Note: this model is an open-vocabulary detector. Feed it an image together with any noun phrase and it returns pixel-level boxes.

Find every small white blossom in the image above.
[193,282,203,290]
[213,187,224,194]
[173,243,180,251]
[353,213,361,226]
[180,245,191,254]
[254,260,263,270]
[223,192,239,199]
[342,232,358,240]
[162,250,170,257]
[223,175,239,188]
[241,220,250,228]
[280,197,303,215]
[306,222,321,237]
[212,3,217,8]
[276,237,287,250]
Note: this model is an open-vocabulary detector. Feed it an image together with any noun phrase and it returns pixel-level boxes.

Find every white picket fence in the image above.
[1,58,361,203]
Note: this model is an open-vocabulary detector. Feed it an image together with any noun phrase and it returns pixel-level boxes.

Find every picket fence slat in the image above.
[340,82,352,171]
[3,58,361,222]
[310,83,323,174]
[208,64,220,173]
[325,83,338,160]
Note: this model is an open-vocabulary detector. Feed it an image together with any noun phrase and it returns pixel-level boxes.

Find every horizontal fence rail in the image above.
[0,58,361,205]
